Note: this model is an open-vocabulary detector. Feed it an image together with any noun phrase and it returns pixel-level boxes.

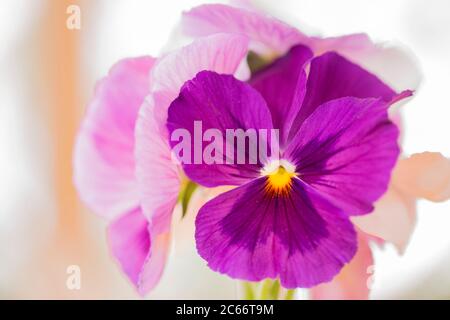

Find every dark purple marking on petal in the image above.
[195,177,356,288]
[284,97,400,215]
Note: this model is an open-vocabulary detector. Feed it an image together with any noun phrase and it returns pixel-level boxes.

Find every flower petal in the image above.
[167,71,273,187]
[150,33,250,123]
[393,152,450,202]
[249,44,312,145]
[285,97,400,215]
[289,52,397,137]
[183,4,421,92]
[195,177,356,288]
[136,232,171,296]
[135,98,181,234]
[311,33,422,92]
[74,57,155,219]
[352,152,450,252]
[352,187,416,253]
[107,208,170,295]
[136,34,249,229]
[310,230,374,300]
[182,4,307,56]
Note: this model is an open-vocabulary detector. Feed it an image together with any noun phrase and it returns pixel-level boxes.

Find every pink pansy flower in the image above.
[74,34,250,295]
[74,57,173,295]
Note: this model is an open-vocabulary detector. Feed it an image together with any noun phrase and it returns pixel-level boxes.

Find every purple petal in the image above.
[167,71,274,187]
[107,208,169,295]
[285,97,400,215]
[74,57,155,219]
[249,44,312,145]
[289,52,397,138]
[195,177,356,288]
[310,33,421,92]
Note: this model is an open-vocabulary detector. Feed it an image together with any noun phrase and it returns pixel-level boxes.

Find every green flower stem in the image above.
[284,289,296,300]
[241,279,295,300]
[260,279,274,300]
[178,180,198,217]
[243,282,255,300]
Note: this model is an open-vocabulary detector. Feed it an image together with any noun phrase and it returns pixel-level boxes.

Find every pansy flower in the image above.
[167,44,412,288]
[74,34,251,295]
[73,57,176,295]
[179,2,430,297]
[74,1,432,297]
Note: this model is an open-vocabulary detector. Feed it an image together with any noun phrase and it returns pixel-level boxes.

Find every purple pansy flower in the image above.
[167,44,411,288]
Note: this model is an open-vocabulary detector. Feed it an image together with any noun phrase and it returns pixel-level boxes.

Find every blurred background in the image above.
[0,0,449,299]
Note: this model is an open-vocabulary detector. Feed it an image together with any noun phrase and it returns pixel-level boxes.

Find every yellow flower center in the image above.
[262,160,297,196]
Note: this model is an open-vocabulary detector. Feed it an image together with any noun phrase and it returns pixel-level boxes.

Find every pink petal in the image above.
[393,152,450,202]
[107,208,170,296]
[74,57,155,219]
[135,97,181,234]
[150,33,250,119]
[182,4,307,56]
[182,5,421,93]
[135,33,249,233]
[352,187,416,253]
[137,232,171,296]
[310,231,374,300]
